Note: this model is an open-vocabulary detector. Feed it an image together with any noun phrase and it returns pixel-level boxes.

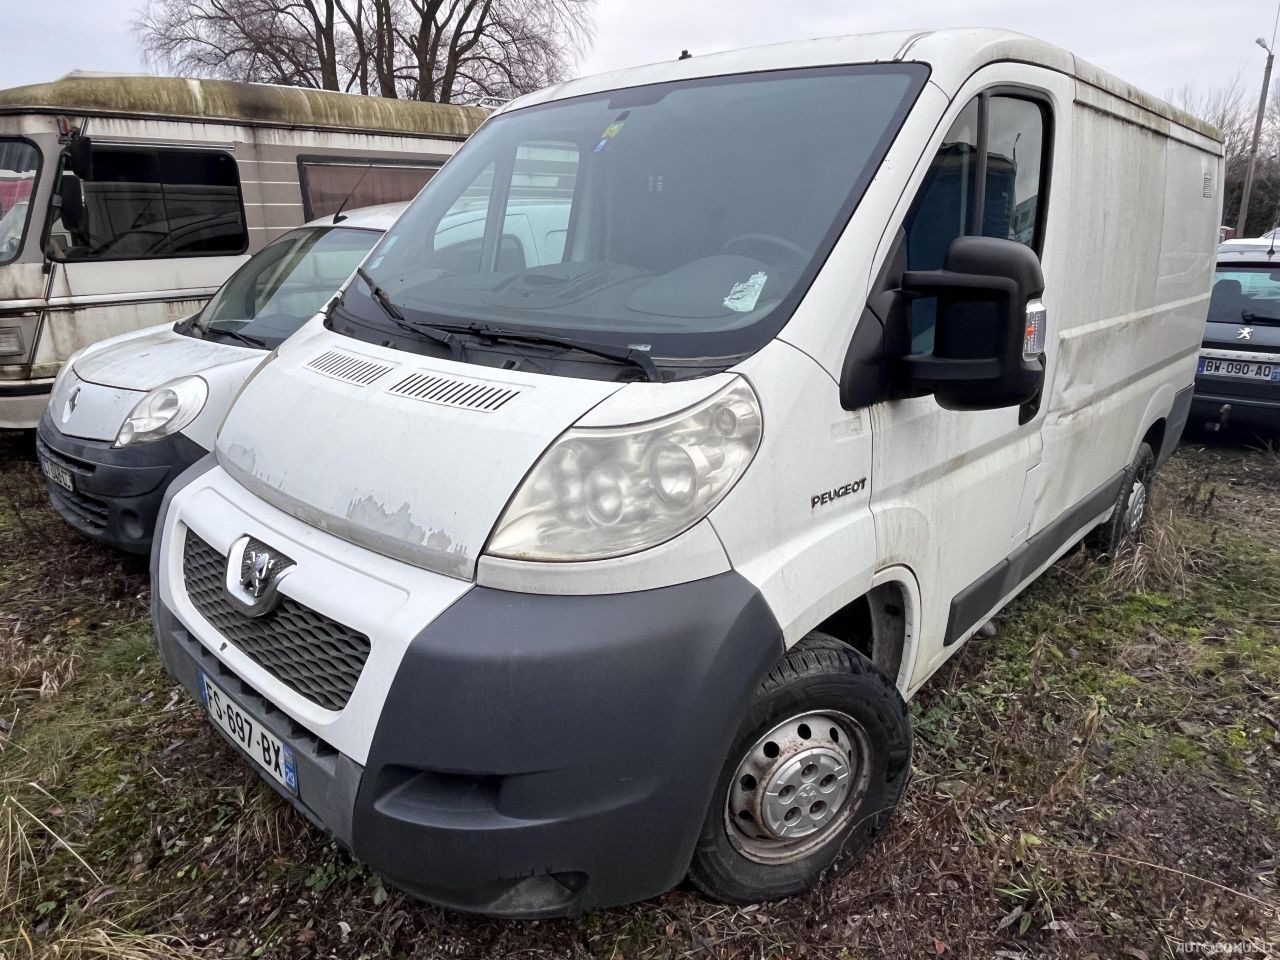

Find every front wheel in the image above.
[688,634,912,904]
[1090,441,1155,554]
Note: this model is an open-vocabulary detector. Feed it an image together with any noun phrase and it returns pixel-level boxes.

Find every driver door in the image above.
[870,71,1065,685]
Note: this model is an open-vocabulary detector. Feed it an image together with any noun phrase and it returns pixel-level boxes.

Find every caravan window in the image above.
[0,138,40,265]
[299,160,440,220]
[49,147,247,261]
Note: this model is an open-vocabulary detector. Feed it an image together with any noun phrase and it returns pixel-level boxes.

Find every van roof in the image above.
[504,28,1220,144]
[303,201,408,231]
[0,72,489,139]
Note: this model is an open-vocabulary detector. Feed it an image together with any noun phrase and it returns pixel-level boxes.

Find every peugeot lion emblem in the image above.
[224,536,295,617]
[1237,326,1255,340]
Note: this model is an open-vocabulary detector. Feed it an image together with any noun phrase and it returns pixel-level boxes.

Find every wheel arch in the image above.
[810,565,921,697]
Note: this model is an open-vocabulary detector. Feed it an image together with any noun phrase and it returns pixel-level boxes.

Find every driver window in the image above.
[902,93,1050,353]
[903,101,979,353]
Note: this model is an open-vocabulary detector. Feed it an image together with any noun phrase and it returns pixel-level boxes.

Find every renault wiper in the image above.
[205,325,266,348]
[454,322,660,382]
[355,267,464,360]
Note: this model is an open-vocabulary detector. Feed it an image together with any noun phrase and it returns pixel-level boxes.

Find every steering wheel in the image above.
[720,232,808,260]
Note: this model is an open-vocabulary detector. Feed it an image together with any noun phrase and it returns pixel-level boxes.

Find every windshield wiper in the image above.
[355,267,464,360]
[1241,311,1280,325]
[204,325,266,348]
[453,322,660,382]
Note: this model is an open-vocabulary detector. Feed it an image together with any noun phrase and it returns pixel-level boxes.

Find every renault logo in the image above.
[224,536,295,617]
[1237,326,1255,340]
[61,386,80,424]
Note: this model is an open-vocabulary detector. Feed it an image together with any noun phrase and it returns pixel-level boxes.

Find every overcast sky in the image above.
[2,0,1277,106]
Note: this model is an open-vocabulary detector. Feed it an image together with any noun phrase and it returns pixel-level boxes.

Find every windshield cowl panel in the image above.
[326,292,744,383]
[339,63,928,373]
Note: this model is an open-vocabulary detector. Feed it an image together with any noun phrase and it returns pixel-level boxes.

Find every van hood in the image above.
[74,323,260,392]
[215,331,627,579]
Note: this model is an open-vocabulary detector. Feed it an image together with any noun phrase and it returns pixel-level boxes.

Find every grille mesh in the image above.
[182,531,370,711]
[386,371,521,411]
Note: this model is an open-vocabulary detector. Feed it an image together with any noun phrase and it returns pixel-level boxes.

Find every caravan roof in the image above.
[0,72,489,140]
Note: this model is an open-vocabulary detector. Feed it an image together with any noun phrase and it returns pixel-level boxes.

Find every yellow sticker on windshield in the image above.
[593,112,629,153]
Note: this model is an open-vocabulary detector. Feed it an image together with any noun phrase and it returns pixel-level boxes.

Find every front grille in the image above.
[182,530,371,711]
[49,484,109,533]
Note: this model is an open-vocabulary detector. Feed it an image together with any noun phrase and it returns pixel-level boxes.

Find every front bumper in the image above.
[0,378,54,430]
[37,411,206,552]
[152,466,784,917]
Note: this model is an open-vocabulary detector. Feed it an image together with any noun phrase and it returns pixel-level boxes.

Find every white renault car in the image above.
[37,204,406,552]
[150,30,1219,916]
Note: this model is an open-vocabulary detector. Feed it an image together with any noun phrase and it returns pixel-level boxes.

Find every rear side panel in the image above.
[1028,80,1221,541]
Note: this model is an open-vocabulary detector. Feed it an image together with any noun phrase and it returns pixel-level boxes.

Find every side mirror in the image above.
[65,133,93,181]
[899,236,1045,411]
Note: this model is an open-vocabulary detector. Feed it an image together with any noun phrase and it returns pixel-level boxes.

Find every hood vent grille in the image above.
[386,372,522,411]
[306,349,395,385]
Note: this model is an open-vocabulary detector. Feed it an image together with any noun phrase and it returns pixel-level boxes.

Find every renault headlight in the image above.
[487,378,762,561]
[115,376,209,447]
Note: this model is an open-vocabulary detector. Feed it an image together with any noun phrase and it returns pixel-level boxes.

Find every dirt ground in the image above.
[0,428,1277,959]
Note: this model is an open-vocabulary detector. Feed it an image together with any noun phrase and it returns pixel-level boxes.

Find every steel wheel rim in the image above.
[1126,479,1148,532]
[724,710,872,865]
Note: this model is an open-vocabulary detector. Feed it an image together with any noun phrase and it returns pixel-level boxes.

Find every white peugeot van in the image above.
[150,30,1221,917]
[36,204,406,553]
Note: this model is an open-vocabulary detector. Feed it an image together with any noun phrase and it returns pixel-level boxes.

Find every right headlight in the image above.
[486,378,763,562]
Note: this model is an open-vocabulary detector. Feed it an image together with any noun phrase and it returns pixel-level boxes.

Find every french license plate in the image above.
[38,454,74,493]
[199,671,298,794]
[1198,356,1279,381]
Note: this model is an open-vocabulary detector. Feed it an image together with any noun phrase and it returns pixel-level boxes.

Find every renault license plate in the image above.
[38,454,74,493]
[199,671,298,794]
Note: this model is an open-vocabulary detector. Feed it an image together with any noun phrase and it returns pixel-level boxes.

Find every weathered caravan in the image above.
[152,30,1221,917]
[0,74,487,427]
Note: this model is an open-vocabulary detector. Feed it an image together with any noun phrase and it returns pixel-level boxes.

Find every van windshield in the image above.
[1211,267,1280,325]
[0,139,40,265]
[338,64,927,367]
[193,225,382,346]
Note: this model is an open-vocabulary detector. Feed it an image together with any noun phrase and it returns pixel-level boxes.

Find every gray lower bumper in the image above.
[154,600,364,846]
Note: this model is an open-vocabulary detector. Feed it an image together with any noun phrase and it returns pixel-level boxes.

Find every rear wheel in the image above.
[1091,441,1155,554]
[688,633,911,904]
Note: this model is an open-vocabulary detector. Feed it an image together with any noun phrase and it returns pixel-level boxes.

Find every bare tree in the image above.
[134,0,595,103]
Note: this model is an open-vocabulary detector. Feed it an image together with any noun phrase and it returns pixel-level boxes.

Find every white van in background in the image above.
[36,203,405,553]
[150,30,1220,917]
[0,73,487,428]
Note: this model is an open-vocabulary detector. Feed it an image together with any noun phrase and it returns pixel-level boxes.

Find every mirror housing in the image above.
[899,236,1045,411]
[65,132,93,180]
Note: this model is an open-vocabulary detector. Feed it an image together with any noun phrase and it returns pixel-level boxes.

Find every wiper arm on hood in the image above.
[204,325,267,348]
[355,267,465,361]
[453,322,660,382]
[1241,310,1280,324]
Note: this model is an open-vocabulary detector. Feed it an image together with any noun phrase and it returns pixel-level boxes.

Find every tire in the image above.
[687,632,912,904]
[1090,441,1155,554]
